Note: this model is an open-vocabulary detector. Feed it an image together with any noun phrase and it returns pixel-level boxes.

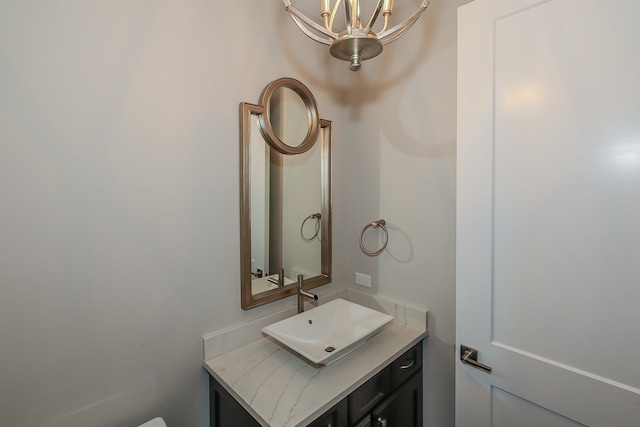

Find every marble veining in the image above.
[202,290,428,427]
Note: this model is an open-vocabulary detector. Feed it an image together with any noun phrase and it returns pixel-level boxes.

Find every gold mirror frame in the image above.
[240,78,332,310]
[258,77,320,155]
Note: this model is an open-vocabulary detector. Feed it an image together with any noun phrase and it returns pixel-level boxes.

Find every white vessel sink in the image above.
[262,298,394,365]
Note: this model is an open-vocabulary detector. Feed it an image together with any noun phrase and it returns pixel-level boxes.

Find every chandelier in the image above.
[283,0,431,71]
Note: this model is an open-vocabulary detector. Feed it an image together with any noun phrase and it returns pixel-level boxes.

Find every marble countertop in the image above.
[202,290,428,427]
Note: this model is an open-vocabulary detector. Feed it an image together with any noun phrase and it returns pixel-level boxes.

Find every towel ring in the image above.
[301,213,321,241]
[360,219,388,256]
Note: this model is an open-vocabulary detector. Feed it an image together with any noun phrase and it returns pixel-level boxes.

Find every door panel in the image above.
[492,388,585,427]
[457,0,640,426]
[492,0,640,386]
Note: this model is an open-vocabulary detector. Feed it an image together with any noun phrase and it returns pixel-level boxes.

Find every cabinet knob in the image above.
[377,416,388,427]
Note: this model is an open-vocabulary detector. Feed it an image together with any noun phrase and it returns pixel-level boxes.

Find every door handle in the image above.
[460,345,492,373]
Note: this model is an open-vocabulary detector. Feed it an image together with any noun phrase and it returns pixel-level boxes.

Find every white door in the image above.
[456,1,640,426]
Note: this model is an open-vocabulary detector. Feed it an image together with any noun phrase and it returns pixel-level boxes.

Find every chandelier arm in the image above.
[288,14,335,45]
[329,0,342,32]
[381,14,389,33]
[286,4,338,42]
[378,20,420,45]
[377,0,430,44]
[344,0,353,34]
[364,0,385,33]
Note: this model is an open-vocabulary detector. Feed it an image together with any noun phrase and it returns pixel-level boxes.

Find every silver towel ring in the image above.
[360,219,388,256]
[301,213,321,241]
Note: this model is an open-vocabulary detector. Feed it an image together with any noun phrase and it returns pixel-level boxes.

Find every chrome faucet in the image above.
[297,274,318,313]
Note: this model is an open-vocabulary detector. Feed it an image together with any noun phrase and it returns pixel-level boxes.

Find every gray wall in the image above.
[0,1,466,426]
[343,2,468,426]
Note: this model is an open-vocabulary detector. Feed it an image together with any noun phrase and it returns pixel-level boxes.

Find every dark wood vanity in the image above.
[209,341,423,427]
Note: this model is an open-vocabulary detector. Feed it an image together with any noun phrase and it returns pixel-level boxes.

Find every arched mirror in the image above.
[240,77,332,310]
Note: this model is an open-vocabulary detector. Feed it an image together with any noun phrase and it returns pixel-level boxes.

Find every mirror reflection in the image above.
[240,78,332,310]
[249,113,322,294]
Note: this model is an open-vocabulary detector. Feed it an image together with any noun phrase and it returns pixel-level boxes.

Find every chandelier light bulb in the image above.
[283,0,431,71]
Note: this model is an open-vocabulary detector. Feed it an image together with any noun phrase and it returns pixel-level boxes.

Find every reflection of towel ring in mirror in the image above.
[301,213,321,241]
[360,219,388,256]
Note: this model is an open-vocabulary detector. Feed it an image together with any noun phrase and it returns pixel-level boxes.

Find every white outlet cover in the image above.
[355,272,371,288]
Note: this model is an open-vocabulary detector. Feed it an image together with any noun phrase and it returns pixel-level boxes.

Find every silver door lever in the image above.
[460,344,492,373]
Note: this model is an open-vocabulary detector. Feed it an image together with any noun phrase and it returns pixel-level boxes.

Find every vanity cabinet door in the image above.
[209,377,260,427]
[370,370,423,427]
[348,366,390,425]
[306,397,348,427]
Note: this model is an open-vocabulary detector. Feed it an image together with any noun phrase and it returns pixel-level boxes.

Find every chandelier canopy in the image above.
[283,0,431,71]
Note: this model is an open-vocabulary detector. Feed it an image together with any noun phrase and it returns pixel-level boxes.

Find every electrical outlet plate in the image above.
[355,272,371,288]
